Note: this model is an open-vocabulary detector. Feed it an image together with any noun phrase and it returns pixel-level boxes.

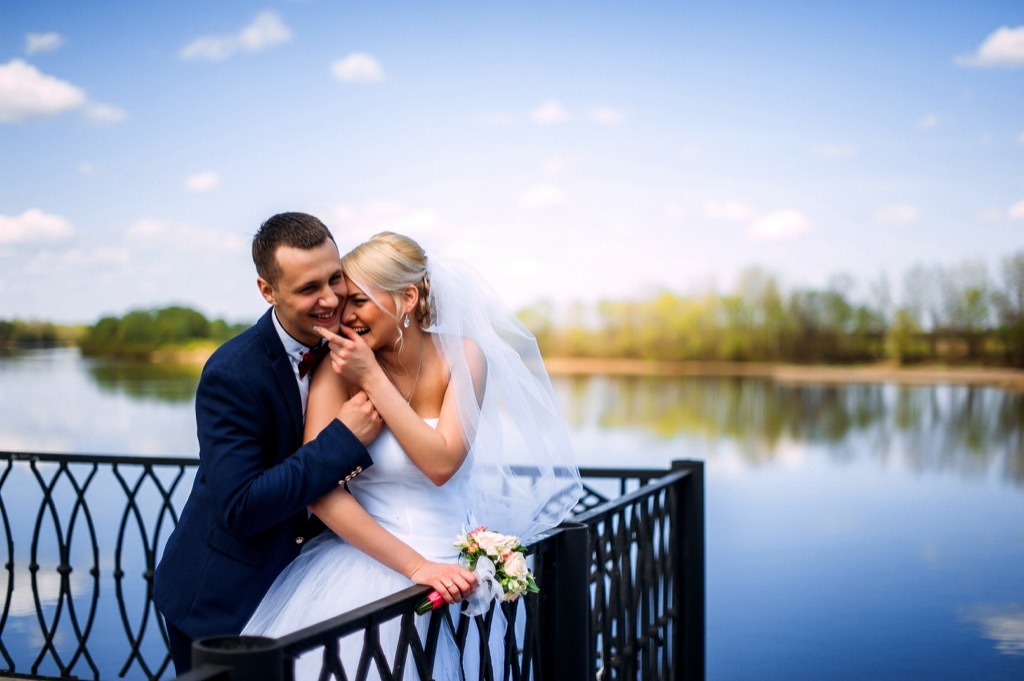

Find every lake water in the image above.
[1,348,1023,680]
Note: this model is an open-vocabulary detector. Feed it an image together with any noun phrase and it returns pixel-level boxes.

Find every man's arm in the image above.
[196,365,373,538]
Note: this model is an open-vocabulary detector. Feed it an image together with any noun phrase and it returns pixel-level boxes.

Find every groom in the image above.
[153,212,380,674]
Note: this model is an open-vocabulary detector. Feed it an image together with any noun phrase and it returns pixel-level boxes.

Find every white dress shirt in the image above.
[271,311,315,416]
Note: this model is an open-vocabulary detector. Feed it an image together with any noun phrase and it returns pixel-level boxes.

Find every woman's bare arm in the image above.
[308,486,474,602]
[318,327,487,485]
[303,368,476,601]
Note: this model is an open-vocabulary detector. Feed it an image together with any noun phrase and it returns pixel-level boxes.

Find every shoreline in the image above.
[541,357,1024,392]
[35,346,1024,393]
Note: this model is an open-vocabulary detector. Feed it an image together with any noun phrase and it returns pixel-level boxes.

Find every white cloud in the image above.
[124,220,162,239]
[877,204,920,225]
[918,113,940,130]
[1009,200,1024,220]
[330,201,441,237]
[0,60,122,125]
[956,25,1024,68]
[25,246,130,270]
[0,208,74,244]
[588,106,626,126]
[747,209,811,241]
[330,53,384,83]
[704,201,810,241]
[542,155,581,176]
[518,184,566,211]
[531,100,571,125]
[25,32,64,55]
[704,201,756,222]
[1017,130,1024,145]
[390,208,440,232]
[84,102,127,125]
[239,12,291,51]
[184,171,221,193]
[0,59,86,123]
[78,161,97,176]
[814,144,858,160]
[180,11,292,61]
[125,219,247,254]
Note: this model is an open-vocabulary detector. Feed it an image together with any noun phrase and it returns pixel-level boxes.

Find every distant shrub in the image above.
[0,319,63,348]
[79,306,246,357]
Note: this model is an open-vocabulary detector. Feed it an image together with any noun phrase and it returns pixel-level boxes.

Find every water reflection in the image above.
[3,351,1024,678]
[557,375,1024,485]
[3,567,94,623]
[0,348,201,455]
[84,358,200,403]
[3,349,1023,485]
[962,603,1024,657]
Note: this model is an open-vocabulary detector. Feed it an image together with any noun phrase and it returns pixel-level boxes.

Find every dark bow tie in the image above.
[298,342,330,379]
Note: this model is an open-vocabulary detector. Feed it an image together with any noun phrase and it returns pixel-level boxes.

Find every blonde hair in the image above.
[341,232,432,333]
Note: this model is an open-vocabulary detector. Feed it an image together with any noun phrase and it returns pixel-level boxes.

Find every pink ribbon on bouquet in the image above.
[415,556,503,616]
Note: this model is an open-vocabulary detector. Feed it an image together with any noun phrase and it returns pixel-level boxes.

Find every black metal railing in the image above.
[576,461,705,680]
[0,451,704,680]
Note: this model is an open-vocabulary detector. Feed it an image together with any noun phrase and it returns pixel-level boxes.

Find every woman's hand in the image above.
[315,325,382,389]
[409,561,478,604]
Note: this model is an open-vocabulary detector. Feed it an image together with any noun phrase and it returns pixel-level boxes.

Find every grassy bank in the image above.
[542,357,1024,392]
[142,350,1024,392]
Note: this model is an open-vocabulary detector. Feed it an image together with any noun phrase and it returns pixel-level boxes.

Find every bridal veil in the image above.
[424,258,582,543]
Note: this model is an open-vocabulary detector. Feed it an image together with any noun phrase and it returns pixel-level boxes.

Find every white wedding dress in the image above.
[243,420,501,680]
[242,258,583,681]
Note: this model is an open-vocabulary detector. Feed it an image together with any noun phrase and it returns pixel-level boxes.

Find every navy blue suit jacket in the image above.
[153,309,372,640]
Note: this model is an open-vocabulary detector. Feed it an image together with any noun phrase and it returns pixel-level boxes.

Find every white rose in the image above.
[474,531,509,557]
[503,551,528,578]
[503,577,528,601]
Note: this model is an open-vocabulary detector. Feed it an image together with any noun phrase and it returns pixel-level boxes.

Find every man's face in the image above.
[257,240,344,346]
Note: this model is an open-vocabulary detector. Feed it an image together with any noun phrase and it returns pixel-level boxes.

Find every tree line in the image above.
[4,251,1024,367]
[77,306,247,357]
[520,251,1024,367]
[1,307,244,356]
[0,319,68,349]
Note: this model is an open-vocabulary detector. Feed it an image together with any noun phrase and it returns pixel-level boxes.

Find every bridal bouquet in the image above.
[416,527,538,615]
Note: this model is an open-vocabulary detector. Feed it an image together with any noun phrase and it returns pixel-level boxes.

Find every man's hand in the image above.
[336,390,381,445]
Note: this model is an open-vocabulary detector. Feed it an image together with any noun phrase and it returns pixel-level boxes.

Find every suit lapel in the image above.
[257,310,304,448]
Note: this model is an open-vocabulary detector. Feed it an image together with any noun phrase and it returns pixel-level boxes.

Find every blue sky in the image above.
[1,1,1022,324]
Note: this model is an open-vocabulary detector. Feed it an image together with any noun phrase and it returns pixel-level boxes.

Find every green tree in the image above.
[78,306,238,357]
[155,306,211,343]
[938,261,991,361]
[993,252,1024,366]
[886,308,927,364]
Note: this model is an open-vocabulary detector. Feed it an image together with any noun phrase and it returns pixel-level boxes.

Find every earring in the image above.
[403,314,411,329]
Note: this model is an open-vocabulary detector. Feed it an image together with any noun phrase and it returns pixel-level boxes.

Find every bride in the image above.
[242,232,582,680]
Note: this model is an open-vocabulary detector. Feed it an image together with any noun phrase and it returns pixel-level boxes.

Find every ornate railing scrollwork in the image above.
[0,452,704,681]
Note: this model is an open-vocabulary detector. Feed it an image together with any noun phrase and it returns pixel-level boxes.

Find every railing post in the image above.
[191,635,284,680]
[671,459,705,681]
[537,521,589,681]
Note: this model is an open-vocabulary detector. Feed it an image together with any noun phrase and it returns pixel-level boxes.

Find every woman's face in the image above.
[340,276,399,351]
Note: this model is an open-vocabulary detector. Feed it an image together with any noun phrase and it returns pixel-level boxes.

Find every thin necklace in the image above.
[381,338,424,403]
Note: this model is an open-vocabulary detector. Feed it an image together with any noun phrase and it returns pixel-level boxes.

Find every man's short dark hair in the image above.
[252,212,336,286]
